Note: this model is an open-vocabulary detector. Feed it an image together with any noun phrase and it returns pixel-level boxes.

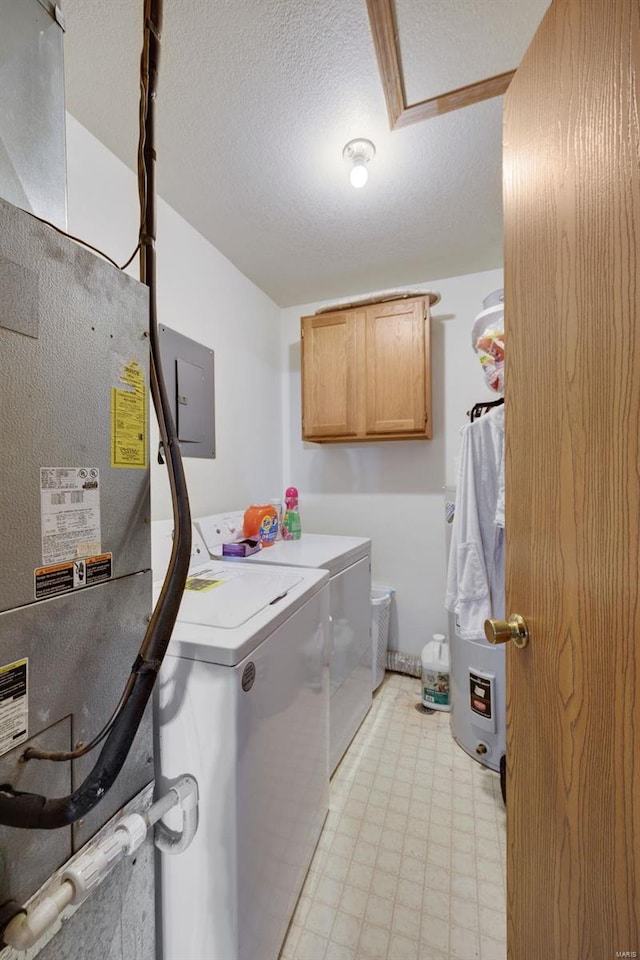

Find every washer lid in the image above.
[152,559,328,666]
[176,563,302,628]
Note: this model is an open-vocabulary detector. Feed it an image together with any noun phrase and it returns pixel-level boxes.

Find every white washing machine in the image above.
[152,522,330,960]
[196,513,372,775]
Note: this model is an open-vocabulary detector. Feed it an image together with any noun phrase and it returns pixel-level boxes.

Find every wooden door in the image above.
[301,311,359,440]
[504,0,640,956]
[363,299,430,436]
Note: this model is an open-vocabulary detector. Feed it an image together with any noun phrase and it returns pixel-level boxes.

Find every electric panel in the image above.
[158,324,215,459]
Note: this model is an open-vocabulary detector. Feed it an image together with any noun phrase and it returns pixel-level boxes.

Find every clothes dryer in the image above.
[196,514,372,775]
[152,522,330,960]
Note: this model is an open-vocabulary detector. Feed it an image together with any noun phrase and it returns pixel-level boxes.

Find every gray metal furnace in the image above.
[0,197,155,957]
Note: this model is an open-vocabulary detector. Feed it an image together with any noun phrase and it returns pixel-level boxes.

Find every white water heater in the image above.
[445,488,506,772]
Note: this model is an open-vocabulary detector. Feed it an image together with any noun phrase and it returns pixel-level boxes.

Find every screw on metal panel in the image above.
[75,741,84,750]
[77,819,85,826]
[147,756,153,764]
[142,331,149,338]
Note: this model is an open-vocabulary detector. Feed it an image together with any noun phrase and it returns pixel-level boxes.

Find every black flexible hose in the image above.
[0,0,192,830]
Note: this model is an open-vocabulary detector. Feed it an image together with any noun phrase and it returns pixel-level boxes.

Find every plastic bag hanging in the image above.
[471,290,505,394]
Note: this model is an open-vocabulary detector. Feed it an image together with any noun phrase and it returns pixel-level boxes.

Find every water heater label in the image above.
[469,672,493,719]
[111,360,148,469]
[40,467,102,565]
[0,659,28,759]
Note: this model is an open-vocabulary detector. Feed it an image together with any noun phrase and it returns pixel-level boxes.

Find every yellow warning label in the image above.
[0,658,28,759]
[0,658,26,677]
[111,360,147,469]
[185,576,224,593]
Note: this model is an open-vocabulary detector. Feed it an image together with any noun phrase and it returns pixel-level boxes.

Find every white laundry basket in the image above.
[371,586,394,690]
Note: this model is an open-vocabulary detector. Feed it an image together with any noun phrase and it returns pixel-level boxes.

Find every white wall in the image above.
[65,114,502,653]
[281,269,503,657]
[65,115,283,522]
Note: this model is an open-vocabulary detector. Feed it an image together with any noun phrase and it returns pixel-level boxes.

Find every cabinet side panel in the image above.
[329,555,372,773]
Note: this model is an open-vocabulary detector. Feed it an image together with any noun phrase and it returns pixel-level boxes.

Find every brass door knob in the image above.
[484,614,529,649]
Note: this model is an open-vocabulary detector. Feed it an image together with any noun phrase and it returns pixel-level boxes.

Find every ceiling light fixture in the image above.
[342,138,376,189]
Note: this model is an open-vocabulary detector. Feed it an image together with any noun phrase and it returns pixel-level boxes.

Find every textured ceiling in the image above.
[61,0,549,307]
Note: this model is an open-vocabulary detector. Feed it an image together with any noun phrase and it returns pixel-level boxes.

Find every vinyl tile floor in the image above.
[279,672,507,960]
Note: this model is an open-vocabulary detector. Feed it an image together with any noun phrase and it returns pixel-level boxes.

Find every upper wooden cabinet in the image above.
[300,309,361,439]
[301,296,431,443]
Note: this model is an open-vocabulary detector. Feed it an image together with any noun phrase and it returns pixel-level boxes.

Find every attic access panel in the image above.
[158,325,215,459]
[366,0,549,129]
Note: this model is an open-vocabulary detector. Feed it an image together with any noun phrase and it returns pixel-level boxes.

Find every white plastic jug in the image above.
[421,634,451,711]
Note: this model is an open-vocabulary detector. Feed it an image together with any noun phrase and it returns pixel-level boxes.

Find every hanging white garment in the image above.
[445,405,505,640]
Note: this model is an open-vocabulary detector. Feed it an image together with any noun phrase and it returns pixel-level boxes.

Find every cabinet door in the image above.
[301,311,360,439]
[364,299,430,436]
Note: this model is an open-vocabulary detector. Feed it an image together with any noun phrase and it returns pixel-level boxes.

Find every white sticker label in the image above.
[40,468,102,565]
[0,659,28,758]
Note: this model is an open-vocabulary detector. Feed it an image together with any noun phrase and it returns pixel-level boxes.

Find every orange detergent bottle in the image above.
[243,504,278,546]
